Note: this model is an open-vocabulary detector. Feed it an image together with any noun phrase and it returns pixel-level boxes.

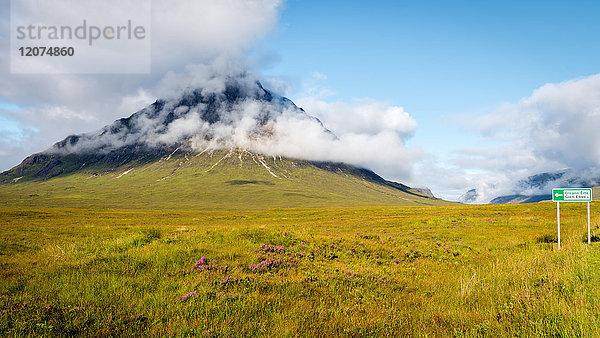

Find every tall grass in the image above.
[1,202,599,336]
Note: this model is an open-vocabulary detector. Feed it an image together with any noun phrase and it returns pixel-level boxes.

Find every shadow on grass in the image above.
[581,234,600,243]
[536,234,557,244]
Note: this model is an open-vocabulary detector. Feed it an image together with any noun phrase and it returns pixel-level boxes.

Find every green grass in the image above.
[1,150,599,335]
[1,202,600,336]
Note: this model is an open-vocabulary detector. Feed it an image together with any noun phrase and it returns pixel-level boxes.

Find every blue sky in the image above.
[264,0,600,103]
[1,0,600,201]
[259,0,600,150]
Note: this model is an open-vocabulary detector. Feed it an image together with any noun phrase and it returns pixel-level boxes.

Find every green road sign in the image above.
[552,188,592,202]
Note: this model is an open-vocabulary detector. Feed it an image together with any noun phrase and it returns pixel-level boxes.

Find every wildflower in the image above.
[259,244,285,254]
[195,257,208,267]
[249,258,282,272]
[180,291,198,302]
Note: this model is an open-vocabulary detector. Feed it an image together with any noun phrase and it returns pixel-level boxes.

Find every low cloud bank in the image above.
[456,74,600,202]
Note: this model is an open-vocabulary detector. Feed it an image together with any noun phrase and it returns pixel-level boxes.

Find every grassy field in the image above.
[1,201,600,336]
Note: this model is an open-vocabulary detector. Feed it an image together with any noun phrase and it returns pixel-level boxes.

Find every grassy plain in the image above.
[1,201,600,336]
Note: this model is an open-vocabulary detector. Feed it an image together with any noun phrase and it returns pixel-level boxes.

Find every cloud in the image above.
[311,72,328,81]
[151,0,282,72]
[0,0,284,171]
[290,97,422,180]
[252,117,422,180]
[452,73,600,202]
[117,89,156,116]
[297,98,418,136]
[42,106,98,122]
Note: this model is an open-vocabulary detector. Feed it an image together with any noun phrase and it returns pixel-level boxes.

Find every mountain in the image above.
[461,170,600,204]
[457,189,479,204]
[489,194,553,204]
[1,77,308,182]
[0,77,443,209]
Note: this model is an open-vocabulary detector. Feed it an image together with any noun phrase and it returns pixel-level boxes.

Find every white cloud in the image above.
[151,0,282,72]
[0,0,284,171]
[311,72,328,80]
[451,73,600,202]
[297,98,417,137]
[290,97,422,181]
[117,89,156,116]
[43,106,97,122]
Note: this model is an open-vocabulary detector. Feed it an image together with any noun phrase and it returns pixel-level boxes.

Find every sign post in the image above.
[552,188,593,249]
[589,201,592,244]
[557,201,561,249]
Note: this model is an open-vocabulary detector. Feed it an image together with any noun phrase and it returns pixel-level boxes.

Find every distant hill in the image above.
[460,170,600,204]
[457,189,479,204]
[489,194,552,204]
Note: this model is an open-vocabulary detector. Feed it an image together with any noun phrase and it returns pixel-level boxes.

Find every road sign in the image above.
[552,188,592,202]
[552,188,593,249]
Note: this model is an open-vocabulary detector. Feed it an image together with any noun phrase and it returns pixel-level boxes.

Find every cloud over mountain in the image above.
[0,0,283,171]
[295,98,421,180]
[454,74,600,202]
[41,73,421,181]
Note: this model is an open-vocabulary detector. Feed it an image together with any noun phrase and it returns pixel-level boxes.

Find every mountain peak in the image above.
[49,78,321,157]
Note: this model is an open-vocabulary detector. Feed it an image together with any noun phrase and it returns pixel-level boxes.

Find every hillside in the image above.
[0,147,443,209]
